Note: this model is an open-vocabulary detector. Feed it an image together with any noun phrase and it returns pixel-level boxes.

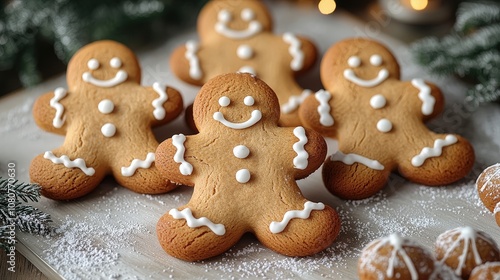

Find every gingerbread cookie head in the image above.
[193,73,280,130]
[155,73,340,261]
[321,38,400,90]
[198,0,272,40]
[67,40,141,91]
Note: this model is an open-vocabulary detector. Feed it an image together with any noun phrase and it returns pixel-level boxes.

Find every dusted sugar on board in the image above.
[299,38,475,200]
[155,73,341,261]
[30,40,184,200]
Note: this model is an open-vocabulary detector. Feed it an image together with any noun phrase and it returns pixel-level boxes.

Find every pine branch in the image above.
[448,23,500,58]
[0,178,55,251]
[455,1,500,34]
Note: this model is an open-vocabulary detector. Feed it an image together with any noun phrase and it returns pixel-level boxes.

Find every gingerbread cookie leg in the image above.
[323,151,391,200]
[30,149,105,200]
[255,201,340,257]
[157,206,243,261]
[398,134,475,186]
[111,149,176,194]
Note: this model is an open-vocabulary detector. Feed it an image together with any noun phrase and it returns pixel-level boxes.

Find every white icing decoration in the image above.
[330,151,385,170]
[411,135,458,167]
[241,8,255,21]
[370,54,383,66]
[292,126,308,170]
[82,70,128,88]
[370,94,386,109]
[237,44,254,60]
[376,118,392,133]
[50,87,68,128]
[236,169,251,183]
[365,234,420,280]
[87,59,99,70]
[101,123,116,137]
[185,40,202,80]
[219,96,231,107]
[215,9,262,39]
[121,152,155,177]
[43,151,95,176]
[152,82,168,120]
[109,57,122,68]
[348,56,361,68]
[98,99,114,114]
[315,90,334,127]
[438,227,486,277]
[218,9,231,23]
[233,145,250,159]
[238,66,256,75]
[172,134,193,176]
[280,89,312,114]
[269,201,325,234]
[213,110,262,130]
[283,33,304,71]
[412,78,436,116]
[244,96,254,106]
[344,68,389,88]
[169,208,225,236]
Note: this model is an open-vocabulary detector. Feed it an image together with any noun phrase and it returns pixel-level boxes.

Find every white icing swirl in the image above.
[283,33,304,71]
[292,126,308,170]
[50,87,68,128]
[269,201,325,234]
[121,152,155,177]
[315,90,334,127]
[152,82,169,120]
[330,151,384,170]
[43,151,95,176]
[411,135,458,167]
[172,134,193,176]
[169,208,225,236]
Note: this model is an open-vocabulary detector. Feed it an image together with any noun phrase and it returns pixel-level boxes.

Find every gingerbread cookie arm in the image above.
[32,89,69,135]
[145,84,184,127]
[169,43,205,86]
[406,79,445,122]
[298,90,337,138]
[282,34,318,74]
[156,136,197,187]
[289,126,327,180]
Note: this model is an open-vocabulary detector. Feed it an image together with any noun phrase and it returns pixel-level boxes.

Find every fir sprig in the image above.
[0,178,55,251]
[411,1,500,106]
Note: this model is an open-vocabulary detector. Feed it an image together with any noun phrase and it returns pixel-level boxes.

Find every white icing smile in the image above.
[343,55,389,88]
[82,57,128,88]
[213,96,262,129]
[215,8,262,39]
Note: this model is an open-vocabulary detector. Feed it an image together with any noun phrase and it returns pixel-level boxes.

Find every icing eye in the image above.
[218,10,232,23]
[244,96,254,106]
[219,96,231,107]
[348,56,361,68]
[241,8,255,21]
[110,57,122,68]
[87,59,99,70]
[370,55,383,66]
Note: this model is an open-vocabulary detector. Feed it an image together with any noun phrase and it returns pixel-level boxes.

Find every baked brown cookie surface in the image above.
[299,38,475,200]
[30,40,183,200]
[156,73,340,261]
[170,0,318,127]
[477,163,500,227]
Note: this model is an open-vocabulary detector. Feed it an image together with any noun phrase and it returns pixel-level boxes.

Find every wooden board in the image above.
[1,2,499,279]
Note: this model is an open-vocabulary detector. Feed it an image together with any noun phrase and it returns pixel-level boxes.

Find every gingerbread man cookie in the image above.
[30,40,183,200]
[170,0,317,127]
[155,73,340,261]
[299,38,475,200]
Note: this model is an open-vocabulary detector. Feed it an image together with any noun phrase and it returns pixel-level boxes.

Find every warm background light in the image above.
[318,0,336,14]
[410,0,429,10]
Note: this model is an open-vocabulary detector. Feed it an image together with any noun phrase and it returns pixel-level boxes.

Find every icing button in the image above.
[98,99,115,114]
[101,123,116,137]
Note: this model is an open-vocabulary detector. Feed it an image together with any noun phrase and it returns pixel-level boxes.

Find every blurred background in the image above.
[0,0,499,103]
